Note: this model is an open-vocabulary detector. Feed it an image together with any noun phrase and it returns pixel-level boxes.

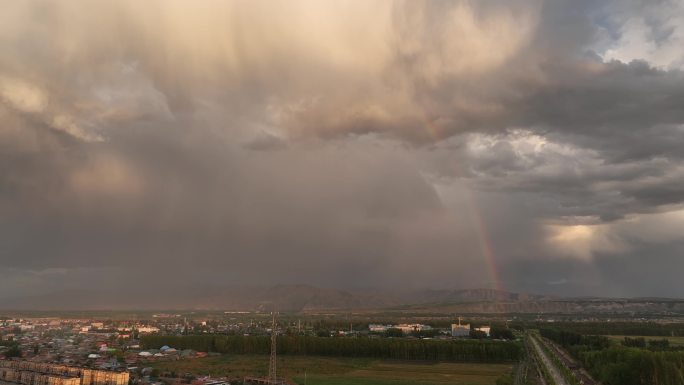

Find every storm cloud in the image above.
[2,0,684,301]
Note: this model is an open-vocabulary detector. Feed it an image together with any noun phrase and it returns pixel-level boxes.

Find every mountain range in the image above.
[1,285,682,314]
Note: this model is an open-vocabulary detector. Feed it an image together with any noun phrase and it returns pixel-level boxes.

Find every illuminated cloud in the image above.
[0,77,47,113]
[545,224,627,261]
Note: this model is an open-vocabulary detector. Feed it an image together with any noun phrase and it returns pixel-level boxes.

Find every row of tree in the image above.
[141,334,521,362]
[539,328,611,351]
[623,337,671,350]
[532,321,684,337]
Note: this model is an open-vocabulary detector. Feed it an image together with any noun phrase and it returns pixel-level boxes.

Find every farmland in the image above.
[150,355,513,385]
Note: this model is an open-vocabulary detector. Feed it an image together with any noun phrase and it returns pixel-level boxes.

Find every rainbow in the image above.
[463,189,504,292]
[420,110,504,292]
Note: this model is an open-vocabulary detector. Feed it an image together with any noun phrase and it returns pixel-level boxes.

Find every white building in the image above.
[136,326,160,334]
[451,323,470,337]
[451,317,470,337]
[369,324,391,333]
[396,324,431,334]
[369,323,432,334]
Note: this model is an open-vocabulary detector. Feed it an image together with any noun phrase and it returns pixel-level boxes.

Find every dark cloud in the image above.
[1,0,684,302]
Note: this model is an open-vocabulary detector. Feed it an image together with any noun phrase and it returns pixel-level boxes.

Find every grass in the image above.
[604,335,684,347]
[150,355,512,385]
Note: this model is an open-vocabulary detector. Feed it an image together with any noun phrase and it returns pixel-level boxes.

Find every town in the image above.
[4,310,684,385]
[16,306,684,385]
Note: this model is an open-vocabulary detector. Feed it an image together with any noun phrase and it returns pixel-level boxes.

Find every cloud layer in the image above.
[2,0,684,301]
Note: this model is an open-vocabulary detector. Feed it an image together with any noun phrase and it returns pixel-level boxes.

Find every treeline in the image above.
[539,329,611,353]
[534,322,684,337]
[141,335,521,362]
[623,337,671,350]
[540,328,684,385]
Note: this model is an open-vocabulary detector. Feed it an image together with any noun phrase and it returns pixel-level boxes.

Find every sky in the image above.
[2,0,684,301]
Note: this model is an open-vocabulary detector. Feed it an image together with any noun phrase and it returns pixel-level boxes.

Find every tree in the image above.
[470,330,488,339]
[140,334,522,362]
[114,350,126,363]
[5,345,21,358]
[490,327,514,340]
[623,337,646,348]
[648,339,669,350]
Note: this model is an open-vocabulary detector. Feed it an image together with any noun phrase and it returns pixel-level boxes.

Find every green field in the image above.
[150,355,512,385]
[604,335,684,347]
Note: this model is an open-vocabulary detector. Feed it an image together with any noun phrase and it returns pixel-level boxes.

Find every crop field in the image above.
[150,355,512,385]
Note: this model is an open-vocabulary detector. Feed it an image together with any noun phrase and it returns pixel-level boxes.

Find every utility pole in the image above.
[268,312,278,383]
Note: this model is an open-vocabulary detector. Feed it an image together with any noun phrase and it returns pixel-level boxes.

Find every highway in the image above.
[530,335,569,385]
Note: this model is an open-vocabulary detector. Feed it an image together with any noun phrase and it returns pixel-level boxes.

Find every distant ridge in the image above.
[0,285,539,311]
[1,284,683,314]
[407,288,553,303]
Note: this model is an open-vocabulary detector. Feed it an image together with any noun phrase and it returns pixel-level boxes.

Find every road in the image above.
[530,335,569,385]
[543,338,599,385]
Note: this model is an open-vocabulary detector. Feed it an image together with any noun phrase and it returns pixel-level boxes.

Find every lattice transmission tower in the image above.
[268,312,278,383]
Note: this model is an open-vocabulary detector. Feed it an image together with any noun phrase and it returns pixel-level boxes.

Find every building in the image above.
[451,318,470,337]
[0,368,80,385]
[0,361,129,385]
[80,369,128,385]
[369,324,432,334]
[395,324,431,334]
[475,327,491,337]
[368,324,391,333]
